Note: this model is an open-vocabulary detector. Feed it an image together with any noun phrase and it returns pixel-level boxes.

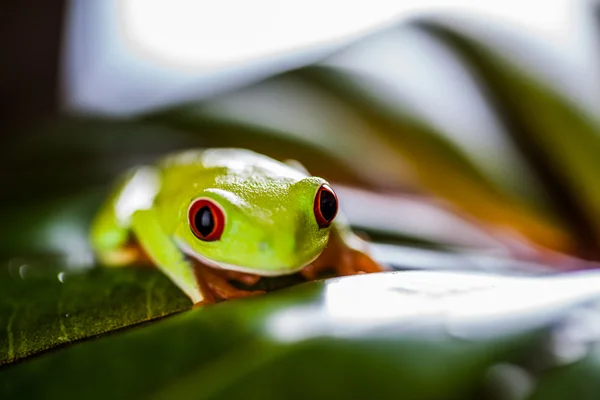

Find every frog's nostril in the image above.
[258,241,269,252]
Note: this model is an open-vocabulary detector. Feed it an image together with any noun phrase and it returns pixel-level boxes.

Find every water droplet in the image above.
[64,313,70,318]
[7,258,26,279]
[57,272,65,283]
[485,363,533,400]
[18,264,30,280]
[549,305,600,366]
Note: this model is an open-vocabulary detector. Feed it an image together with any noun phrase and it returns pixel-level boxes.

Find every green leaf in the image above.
[0,263,190,364]
[5,270,600,399]
[0,272,544,399]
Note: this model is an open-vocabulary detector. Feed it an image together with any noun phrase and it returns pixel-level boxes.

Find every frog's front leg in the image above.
[301,216,384,280]
[130,208,206,304]
[132,209,264,304]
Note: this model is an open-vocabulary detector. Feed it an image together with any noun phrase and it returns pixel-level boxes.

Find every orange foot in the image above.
[301,228,384,281]
[194,263,265,304]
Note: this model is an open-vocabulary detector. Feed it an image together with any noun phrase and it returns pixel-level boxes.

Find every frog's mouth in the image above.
[175,238,322,277]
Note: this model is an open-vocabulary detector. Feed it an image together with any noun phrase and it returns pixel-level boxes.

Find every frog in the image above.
[90,148,383,305]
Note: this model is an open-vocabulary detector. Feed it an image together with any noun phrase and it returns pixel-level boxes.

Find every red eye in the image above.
[188,198,225,241]
[314,184,338,228]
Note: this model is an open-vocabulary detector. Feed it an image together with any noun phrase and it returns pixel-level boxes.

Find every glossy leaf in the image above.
[4,271,600,399]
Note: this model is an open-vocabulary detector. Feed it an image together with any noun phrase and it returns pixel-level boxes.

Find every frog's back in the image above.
[158,148,307,184]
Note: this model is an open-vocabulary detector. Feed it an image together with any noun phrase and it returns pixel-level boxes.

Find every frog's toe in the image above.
[192,299,214,308]
[220,269,262,286]
[300,264,319,280]
[301,247,384,281]
[195,263,267,302]
[353,250,384,274]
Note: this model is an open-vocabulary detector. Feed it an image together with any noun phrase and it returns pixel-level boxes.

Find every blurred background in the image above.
[3,1,600,398]
[3,0,600,268]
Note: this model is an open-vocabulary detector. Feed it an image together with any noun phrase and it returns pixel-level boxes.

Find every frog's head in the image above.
[174,176,338,276]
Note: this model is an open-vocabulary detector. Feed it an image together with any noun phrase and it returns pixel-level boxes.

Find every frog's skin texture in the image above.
[90,148,382,304]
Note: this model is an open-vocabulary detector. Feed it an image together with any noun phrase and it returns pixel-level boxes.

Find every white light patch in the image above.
[549,305,600,366]
[115,167,160,225]
[266,270,600,343]
[201,189,248,209]
[200,149,307,180]
[43,219,95,268]
[119,0,405,69]
[66,1,591,116]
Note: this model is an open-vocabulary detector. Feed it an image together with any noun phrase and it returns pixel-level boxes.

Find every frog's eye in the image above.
[188,198,225,241]
[314,184,338,228]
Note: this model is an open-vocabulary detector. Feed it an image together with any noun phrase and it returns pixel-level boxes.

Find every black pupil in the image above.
[319,190,337,222]
[195,206,214,236]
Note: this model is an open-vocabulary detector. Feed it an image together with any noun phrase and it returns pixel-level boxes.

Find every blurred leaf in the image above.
[0,117,367,208]
[143,110,370,189]
[295,66,573,254]
[414,20,600,259]
[530,346,600,400]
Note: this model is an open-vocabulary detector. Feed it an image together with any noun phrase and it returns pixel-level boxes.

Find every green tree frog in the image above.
[90,148,382,305]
